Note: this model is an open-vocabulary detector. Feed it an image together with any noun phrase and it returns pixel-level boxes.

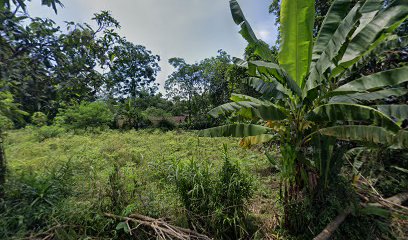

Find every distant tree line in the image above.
[0,0,260,131]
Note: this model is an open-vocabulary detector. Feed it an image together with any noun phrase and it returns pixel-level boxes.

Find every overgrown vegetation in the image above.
[1,0,407,239]
[175,145,254,238]
[1,129,272,239]
[201,0,408,238]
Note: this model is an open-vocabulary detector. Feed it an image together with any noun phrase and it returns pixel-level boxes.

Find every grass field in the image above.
[2,128,279,238]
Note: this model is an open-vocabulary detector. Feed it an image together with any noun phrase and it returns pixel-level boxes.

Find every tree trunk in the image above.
[0,133,6,199]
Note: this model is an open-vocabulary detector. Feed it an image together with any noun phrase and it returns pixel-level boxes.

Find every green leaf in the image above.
[208,101,288,121]
[116,222,130,233]
[208,101,257,119]
[279,0,315,86]
[230,0,257,43]
[312,0,353,61]
[376,105,408,121]
[320,127,408,149]
[232,57,248,68]
[229,0,276,62]
[307,103,400,132]
[311,134,337,187]
[361,205,391,219]
[391,166,408,174]
[350,0,383,39]
[244,77,288,100]
[239,134,277,147]
[329,88,408,103]
[394,130,408,149]
[198,124,272,138]
[248,61,302,97]
[306,2,363,94]
[334,67,408,93]
[340,35,408,80]
[230,93,264,104]
[319,125,396,146]
[338,0,408,68]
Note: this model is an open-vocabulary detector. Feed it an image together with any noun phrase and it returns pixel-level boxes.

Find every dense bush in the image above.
[156,118,176,131]
[114,100,152,129]
[0,115,14,131]
[142,107,175,131]
[56,101,114,129]
[33,125,66,141]
[181,114,221,130]
[174,146,254,239]
[0,162,73,239]
[31,112,47,126]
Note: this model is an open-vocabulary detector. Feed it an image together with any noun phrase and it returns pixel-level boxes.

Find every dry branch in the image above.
[312,208,352,240]
[379,192,408,206]
[104,213,212,240]
[313,191,408,240]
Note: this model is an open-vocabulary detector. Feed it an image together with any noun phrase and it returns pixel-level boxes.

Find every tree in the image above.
[106,40,160,100]
[1,7,161,120]
[165,58,205,124]
[165,51,241,128]
[0,0,61,198]
[201,0,408,233]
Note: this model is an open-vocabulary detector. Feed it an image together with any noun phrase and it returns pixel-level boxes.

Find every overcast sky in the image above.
[29,0,278,92]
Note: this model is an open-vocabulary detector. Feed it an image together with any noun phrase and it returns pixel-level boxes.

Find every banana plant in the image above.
[200,0,408,211]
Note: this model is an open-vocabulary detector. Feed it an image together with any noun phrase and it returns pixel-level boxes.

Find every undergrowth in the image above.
[174,145,255,239]
[1,128,405,239]
[1,128,268,239]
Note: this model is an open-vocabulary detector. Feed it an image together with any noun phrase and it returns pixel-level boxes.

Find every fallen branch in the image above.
[22,224,77,240]
[104,213,212,240]
[313,191,408,240]
[368,191,408,213]
[377,192,408,206]
[312,208,352,240]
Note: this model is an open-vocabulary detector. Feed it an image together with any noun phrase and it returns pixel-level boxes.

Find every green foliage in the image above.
[203,0,408,236]
[33,125,66,142]
[345,148,408,197]
[31,112,47,127]
[0,115,14,131]
[165,50,240,129]
[174,146,253,239]
[0,161,73,239]
[156,118,176,131]
[279,0,314,86]
[3,129,266,238]
[114,99,146,130]
[56,101,114,130]
[1,5,160,118]
[142,106,171,119]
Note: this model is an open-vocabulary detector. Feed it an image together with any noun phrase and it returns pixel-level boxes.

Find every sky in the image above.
[29,0,278,93]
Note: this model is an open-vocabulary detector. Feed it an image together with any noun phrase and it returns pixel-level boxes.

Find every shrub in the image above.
[34,125,66,141]
[0,162,73,239]
[0,115,14,131]
[174,146,253,239]
[56,101,114,129]
[156,118,176,131]
[142,107,174,130]
[31,112,47,126]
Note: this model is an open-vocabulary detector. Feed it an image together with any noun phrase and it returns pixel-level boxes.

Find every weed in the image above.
[0,160,73,239]
[174,145,254,239]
